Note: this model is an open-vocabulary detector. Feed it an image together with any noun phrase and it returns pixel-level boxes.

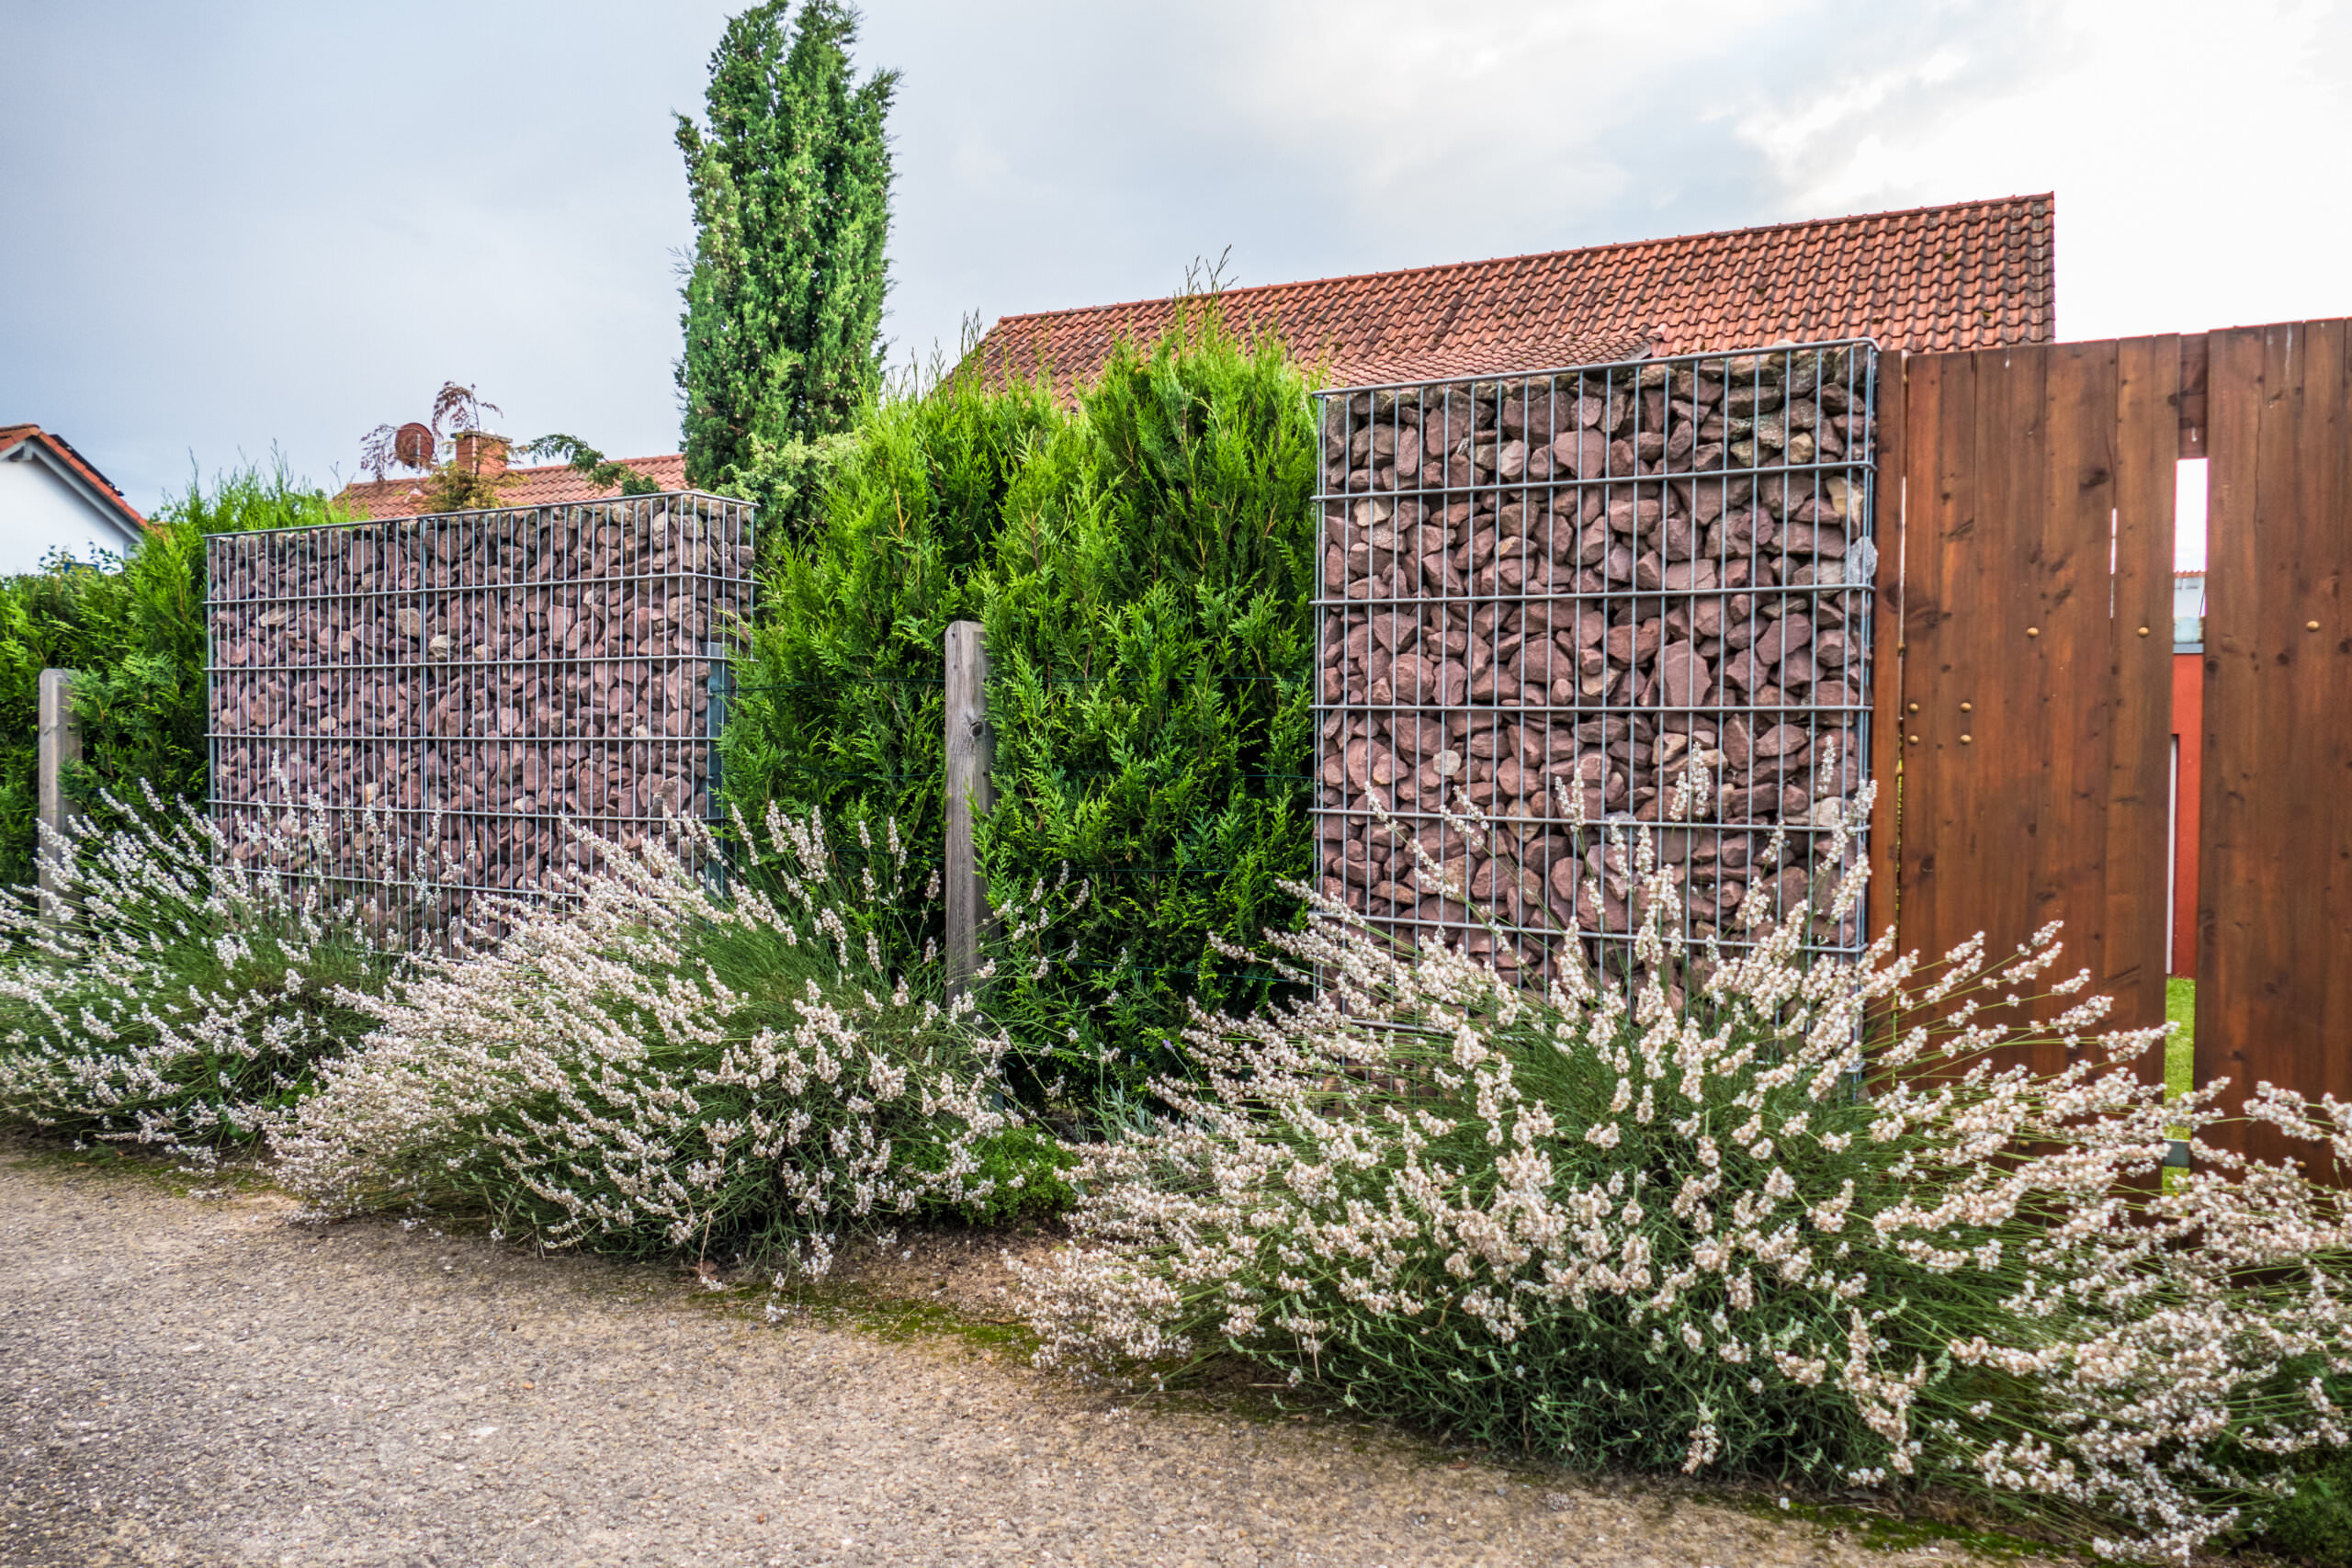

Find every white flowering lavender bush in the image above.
[276,807,1070,1267]
[1018,791,2352,1561]
[0,787,418,1154]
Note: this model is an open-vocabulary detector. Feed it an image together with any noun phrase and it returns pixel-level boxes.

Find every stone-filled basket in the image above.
[205,491,754,935]
[1313,341,1879,985]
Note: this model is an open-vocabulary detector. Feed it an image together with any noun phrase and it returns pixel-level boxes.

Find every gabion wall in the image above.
[206,491,753,931]
[1314,342,1878,984]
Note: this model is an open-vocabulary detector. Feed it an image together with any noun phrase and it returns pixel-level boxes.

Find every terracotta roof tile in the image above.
[975,194,2057,403]
[334,454,689,520]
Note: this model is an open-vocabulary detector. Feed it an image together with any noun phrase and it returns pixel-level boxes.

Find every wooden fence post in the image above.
[944,621,993,1001]
[38,668,81,923]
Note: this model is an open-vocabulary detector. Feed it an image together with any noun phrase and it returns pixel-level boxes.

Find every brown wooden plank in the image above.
[1894,338,2171,1075]
[2177,333,2209,458]
[2108,335,2181,1067]
[2027,339,2119,1075]
[2315,322,2352,1130]
[2260,319,2343,1153]
[1903,343,2036,1002]
[2197,326,2266,1138]
[1866,349,1906,954]
[1978,343,2058,1071]
[2198,320,2352,1170]
[1893,347,1969,970]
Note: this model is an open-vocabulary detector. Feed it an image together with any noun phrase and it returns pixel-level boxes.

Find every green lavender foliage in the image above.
[0,792,409,1150]
[0,464,338,885]
[720,310,1320,1092]
[677,0,897,554]
[2254,1450,2352,1563]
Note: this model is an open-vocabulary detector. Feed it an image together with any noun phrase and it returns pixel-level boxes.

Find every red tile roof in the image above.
[971,194,2055,400]
[334,453,690,519]
[0,423,150,531]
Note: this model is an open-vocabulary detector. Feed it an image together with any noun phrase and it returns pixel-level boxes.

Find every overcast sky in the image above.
[6,0,2349,518]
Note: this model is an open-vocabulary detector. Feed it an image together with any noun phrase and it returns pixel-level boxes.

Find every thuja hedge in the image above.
[0,466,339,885]
[717,362,1057,922]
[722,311,1319,1089]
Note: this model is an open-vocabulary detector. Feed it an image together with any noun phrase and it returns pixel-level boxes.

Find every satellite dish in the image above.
[393,422,435,471]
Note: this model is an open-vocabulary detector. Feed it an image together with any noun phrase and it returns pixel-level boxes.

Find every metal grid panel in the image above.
[205,491,753,935]
[1313,343,1878,985]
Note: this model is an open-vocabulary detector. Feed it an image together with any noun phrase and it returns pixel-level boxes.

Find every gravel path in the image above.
[0,1146,2046,1568]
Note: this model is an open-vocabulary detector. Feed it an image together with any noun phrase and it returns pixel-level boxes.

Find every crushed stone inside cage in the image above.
[205,491,753,934]
[1313,341,1880,985]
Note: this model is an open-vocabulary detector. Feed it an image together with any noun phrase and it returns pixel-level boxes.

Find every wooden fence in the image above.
[1875,318,2352,1163]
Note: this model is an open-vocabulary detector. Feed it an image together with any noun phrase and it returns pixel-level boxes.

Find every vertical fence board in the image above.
[2198,321,2352,1166]
[2030,340,2113,1077]
[1898,339,2171,1062]
[2109,336,2182,1074]
[2197,328,2267,1146]
[1892,348,1968,968]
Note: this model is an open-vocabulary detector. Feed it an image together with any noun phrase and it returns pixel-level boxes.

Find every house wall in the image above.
[2171,649,2203,978]
[0,454,138,574]
[2168,574,2205,978]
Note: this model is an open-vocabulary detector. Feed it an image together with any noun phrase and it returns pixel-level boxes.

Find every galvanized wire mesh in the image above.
[1313,342,1879,986]
[205,491,753,935]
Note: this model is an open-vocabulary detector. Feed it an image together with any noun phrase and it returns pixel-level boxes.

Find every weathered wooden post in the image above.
[37,668,81,923]
[944,621,993,1001]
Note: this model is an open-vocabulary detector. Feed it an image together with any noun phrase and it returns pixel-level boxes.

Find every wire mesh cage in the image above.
[205,491,753,937]
[1312,341,1880,987]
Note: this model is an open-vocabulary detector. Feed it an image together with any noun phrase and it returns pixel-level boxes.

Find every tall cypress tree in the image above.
[676,1,897,546]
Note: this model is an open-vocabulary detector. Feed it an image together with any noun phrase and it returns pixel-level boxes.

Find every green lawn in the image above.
[2166,977,2195,1100]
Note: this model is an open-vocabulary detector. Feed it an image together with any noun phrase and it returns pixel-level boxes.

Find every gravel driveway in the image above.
[0,1145,2046,1568]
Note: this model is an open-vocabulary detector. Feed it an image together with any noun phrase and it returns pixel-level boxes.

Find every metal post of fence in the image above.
[944,620,993,1002]
[37,668,81,924]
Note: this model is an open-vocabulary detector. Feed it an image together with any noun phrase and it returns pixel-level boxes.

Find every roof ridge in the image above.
[333,452,690,519]
[989,194,2054,329]
[339,452,681,487]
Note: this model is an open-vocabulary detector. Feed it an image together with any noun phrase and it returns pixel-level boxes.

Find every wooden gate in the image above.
[2197,320,2352,1165]
[1883,336,2180,1066]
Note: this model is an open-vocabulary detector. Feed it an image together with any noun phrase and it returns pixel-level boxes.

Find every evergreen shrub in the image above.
[0,464,339,885]
[721,372,1060,964]
[677,0,897,550]
[978,321,1317,1091]
[721,310,1319,1094]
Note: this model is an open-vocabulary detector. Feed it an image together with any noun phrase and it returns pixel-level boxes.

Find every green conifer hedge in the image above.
[721,313,1320,1092]
[0,466,340,885]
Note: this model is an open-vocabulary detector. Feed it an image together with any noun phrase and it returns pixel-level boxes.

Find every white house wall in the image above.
[0,454,139,574]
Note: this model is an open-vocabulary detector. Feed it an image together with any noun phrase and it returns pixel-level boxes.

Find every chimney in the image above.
[452,432,509,479]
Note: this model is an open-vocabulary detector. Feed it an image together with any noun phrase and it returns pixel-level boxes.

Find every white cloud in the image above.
[6,0,2350,507]
[1719,0,2352,336]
